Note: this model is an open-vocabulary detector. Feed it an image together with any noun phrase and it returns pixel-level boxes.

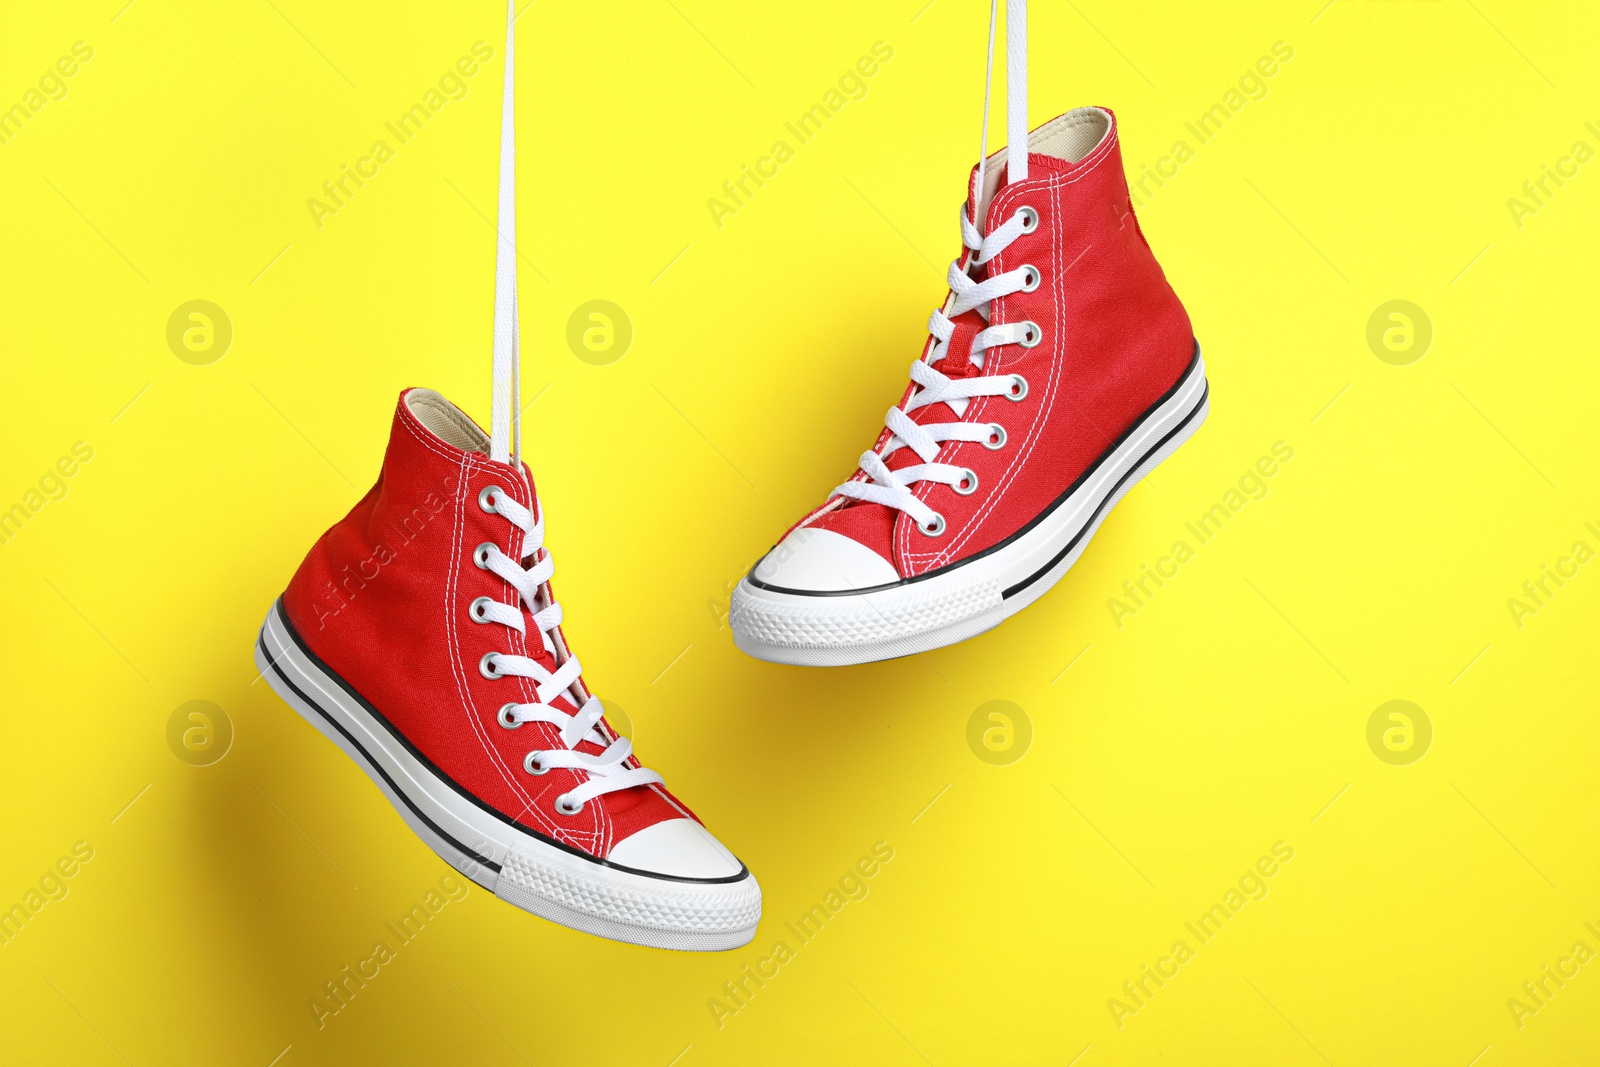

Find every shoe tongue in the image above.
[396,388,597,728]
[831,113,1123,534]
[966,107,1116,232]
[967,152,1011,234]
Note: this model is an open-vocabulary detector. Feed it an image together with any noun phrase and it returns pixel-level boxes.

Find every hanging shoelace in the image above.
[471,1,661,816]
[829,0,1037,538]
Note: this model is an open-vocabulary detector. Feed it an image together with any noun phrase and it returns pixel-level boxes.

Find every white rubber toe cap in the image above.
[607,819,745,880]
[751,527,900,592]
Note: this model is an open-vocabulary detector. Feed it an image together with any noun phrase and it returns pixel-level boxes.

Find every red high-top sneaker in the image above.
[730,1,1207,666]
[254,6,759,950]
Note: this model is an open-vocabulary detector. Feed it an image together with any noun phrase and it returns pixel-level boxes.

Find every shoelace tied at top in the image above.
[829,0,1040,538]
[473,3,659,816]
[472,485,663,815]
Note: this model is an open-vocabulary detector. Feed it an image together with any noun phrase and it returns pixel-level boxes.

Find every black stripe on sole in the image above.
[258,632,501,876]
[745,341,1204,598]
[1001,380,1209,599]
[260,603,750,886]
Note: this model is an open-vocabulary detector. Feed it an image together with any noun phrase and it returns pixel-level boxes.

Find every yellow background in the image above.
[2,0,1597,1063]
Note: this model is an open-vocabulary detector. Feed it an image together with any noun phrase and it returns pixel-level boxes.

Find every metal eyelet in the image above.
[1006,375,1029,401]
[917,513,946,537]
[1019,264,1041,292]
[953,469,978,495]
[468,596,495,623]
[524,751,549,775]
[554,795,583,816]
[1017,206,1038,233]
[473,542,496,569]
[497,703,521,729]
[1018,321,1042,348]
[479,652,502,679]
[478,484,502,514]
[984,423,1007,450]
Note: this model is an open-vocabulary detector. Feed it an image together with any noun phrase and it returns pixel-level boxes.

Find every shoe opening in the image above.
[974,107,1112,228]
[1030,107,1111,164]
[405,389,491,454]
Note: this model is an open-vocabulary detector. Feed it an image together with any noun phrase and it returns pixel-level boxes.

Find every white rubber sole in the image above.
[255,602,761,951]
[731,351,1210,666]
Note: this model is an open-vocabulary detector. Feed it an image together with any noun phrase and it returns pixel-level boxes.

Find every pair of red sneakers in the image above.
[257,0,1204,950]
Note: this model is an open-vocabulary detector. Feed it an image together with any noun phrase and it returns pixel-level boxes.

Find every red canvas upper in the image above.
[283,391,694,859]
[801,109,1193,576]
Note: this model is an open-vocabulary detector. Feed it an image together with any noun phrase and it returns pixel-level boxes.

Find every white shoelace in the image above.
[830,0,1036,537]
[475,3,661,814]
[490,0,521,467]
[475,487,664,812]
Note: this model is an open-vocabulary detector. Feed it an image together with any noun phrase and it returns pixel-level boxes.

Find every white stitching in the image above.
[442,450,564,840]
[411,409,609,846]
[901,174,1063,568]
[899,127,1124,570]
[925,174,1067,566]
